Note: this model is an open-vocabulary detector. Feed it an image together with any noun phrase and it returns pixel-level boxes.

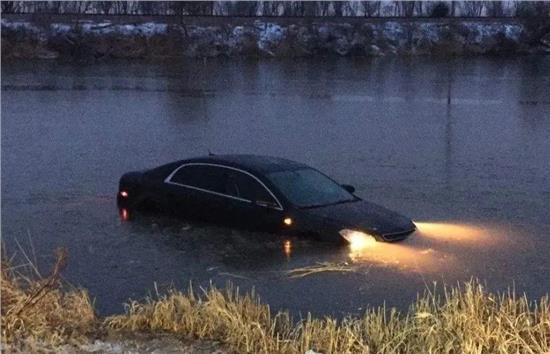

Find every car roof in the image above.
[183,154,308,174]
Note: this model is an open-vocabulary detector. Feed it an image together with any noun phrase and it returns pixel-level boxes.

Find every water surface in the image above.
[2,56,550,316]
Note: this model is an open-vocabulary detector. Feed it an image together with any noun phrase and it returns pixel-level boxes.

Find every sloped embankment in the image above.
[2,248,549,353]
[2,17,550,59]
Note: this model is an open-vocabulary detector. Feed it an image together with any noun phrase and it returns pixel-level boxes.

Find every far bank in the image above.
[2,14,550,60]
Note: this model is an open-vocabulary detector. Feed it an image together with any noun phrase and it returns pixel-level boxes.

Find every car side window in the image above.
[169,164,279,208]
[225,171,278,207]
[169,165,225,194]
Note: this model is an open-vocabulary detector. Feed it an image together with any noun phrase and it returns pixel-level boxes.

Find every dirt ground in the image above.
[68,332,227,354]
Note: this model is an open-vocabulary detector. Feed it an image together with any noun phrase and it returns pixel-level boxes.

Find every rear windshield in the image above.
[266,168,354,208]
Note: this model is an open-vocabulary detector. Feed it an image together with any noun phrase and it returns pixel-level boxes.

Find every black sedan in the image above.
[117,155,416,243]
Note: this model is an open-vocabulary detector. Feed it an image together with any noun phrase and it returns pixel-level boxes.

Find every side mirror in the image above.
[341,184,355,194]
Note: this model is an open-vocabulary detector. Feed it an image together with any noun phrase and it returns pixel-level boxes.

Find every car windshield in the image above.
[266,168,355,208]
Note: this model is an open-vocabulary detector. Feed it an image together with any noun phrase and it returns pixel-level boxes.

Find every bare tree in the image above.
[415,1,424,17]
[291,1,321,17]
[185,1,214,16]
[333,1,343,17]
[46,1,62,14]
[1,1,16,13]
[450,1,457,16]
[5,0,550,17]
[361,1,381,17]
[291,1,304,16]
[302,1,318,17]
[98,1,113,14]
[261,0,281,16]
[396,1,416,17]
[229,1,259,16]
[486,1,504,17]
[113,1,128,15]
[137,1,154,15]
[319,1,330,16]
[464,1,484,17]
[346,1,357,16]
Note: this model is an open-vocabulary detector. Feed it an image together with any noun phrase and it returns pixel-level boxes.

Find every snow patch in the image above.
[504,24,522,41]
[258,23,285,55]
[50,23,72,34]
[383,22,405,43]
[77,340,124,353]
[232,26,244,37]
[1,19,41,34]
[423,23,442,42]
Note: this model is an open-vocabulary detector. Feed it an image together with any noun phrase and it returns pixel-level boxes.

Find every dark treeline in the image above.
[2,1,550,18]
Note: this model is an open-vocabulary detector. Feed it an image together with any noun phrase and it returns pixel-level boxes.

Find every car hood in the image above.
[302,200,415,237]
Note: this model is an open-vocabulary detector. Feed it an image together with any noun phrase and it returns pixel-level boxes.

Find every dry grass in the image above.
[106,281,550,354]
[2,246,549,353]
[1,247,97,352]
[286,262,357,278]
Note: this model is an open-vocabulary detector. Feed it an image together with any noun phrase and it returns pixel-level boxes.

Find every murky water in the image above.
[2,56,550,316]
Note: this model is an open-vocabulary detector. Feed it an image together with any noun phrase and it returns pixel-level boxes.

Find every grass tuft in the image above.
[1,247,97,352]
[106,280,550,354]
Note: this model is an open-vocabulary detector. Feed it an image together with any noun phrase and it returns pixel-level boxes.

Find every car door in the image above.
[164,164,227,221]
[222,169,284,231]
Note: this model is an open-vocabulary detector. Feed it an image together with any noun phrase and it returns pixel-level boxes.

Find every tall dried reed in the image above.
[1,247,97,352]
[2,246,548,353]
[106,280,550,354]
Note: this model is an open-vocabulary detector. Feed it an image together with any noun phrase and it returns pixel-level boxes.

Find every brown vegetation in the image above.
[107,281,550,353]
[1,247,97,352]
[2,247,549,353]
[286,261,356,278]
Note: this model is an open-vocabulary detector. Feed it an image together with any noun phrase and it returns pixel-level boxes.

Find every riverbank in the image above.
[2,15,550,59]
[0,248,227,353]
[2,248,549,353]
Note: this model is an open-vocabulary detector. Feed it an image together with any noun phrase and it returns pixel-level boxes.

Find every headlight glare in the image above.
[339,229,377,249]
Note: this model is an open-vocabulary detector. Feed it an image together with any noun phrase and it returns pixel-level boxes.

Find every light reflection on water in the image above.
[347,239,453,273]
[414,222,491,244]
[119,208,130,222]
[345,221,506,273]
[283,239,292,259]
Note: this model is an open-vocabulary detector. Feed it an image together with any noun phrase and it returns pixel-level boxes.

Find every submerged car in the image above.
[117,155,415,243]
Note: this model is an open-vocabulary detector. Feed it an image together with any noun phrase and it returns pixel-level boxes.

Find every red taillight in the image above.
[120,190,128,198]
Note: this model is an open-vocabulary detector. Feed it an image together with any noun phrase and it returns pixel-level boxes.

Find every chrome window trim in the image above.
[167,182,252,204]
[164,162,284,211]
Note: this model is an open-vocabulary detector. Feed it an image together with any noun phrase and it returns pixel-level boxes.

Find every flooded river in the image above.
[2,56,550,316]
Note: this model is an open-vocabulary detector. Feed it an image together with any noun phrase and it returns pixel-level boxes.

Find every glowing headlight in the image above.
[339,229,377,249]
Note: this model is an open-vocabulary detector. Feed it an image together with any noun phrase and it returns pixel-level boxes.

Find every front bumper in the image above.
[380,227,416,242]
